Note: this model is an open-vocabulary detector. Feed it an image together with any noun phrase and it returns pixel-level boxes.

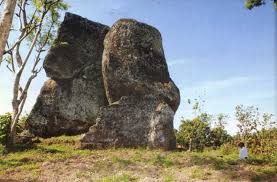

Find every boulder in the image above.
[44,12,110,80]
[102,19,180,111]
[26,13,109,137]
[80,95,176,150]
[81,19,179,150]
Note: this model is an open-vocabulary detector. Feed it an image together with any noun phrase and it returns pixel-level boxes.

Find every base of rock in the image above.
[27,78,106,137]
[80,95,176,150]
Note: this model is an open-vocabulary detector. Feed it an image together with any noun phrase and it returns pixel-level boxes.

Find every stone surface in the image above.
[81,19,179,150]
[26,13,109,137]
[102,19,180,112]
[44,12,110,80]
[80,96,176,150]
[28,15,179,149]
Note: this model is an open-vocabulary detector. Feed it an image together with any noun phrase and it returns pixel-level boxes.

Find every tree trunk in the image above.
[9,96,19,145]
[0,0,17,64]
[189,138,192,152]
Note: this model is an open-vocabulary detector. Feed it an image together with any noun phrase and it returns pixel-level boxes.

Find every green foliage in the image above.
[151,154,174,167]
[209,127,232,147]
[1,135,277,181]
[27,0,69,48]
[245,0,277,10]
[250,128,277,160]
[190,167,207,180]
[245,0,265,9]
[234,104,277,160]
[0,113,28,145]
[176,114,211,151]
[179,97,231,150]
[235,105,259,141]
[0,113,12,145]
[215,113,229,128]
[220,143,237,155]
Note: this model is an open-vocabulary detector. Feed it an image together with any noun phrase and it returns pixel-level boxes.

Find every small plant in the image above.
[220,143,236,155]
[190,167,207,180]
[111,156,132,168]
[164,175,175,182]
[152,154,174,167]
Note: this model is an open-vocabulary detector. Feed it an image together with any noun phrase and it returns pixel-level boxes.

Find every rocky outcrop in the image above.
[26,13,110,137]
[81,96,176,149]
[102,19,180,112]
[27,14,180,149]
[80,19,179,150]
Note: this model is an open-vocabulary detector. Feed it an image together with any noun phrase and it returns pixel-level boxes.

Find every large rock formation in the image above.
[26,13,110,137]
[80,19,180,150]
[27,14,180,149]
[81,95,176,149]
[102,19,180,112]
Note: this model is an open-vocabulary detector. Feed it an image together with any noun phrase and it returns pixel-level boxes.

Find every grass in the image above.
[0,136,276,181]
[0,135,90,175]
[93,173,137,182]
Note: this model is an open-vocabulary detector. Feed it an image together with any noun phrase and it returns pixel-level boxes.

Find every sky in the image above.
[0,0,276,134]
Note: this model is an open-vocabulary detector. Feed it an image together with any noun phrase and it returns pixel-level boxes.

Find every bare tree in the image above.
[2,0,68,145]
[0,0,17,64]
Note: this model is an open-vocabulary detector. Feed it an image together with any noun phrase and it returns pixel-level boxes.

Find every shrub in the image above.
[0,113,12,145]
[220,143,237,155]
[0,113,27,145]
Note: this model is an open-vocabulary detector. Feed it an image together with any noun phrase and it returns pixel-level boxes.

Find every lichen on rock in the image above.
[27,14,180,150]
[81,19,180,150]
[27,13,109,137]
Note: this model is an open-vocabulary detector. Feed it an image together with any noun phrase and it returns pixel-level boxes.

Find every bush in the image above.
[0,113,27,145]
[220,143,237,155]
[0,113,12,145]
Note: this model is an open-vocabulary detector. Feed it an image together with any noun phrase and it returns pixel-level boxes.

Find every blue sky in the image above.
[0,0,276,134]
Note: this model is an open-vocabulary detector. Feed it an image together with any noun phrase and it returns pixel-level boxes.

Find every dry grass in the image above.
[0,136,276,182]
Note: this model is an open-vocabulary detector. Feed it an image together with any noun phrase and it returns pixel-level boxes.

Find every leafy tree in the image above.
[177,114,211,151]
[209,127,231,147]
[235,105,276,158]
[260,113,276,129]
[245,0,277,10]
[235,105,259,143]
[1,0,68,146]
[257,113,276,156]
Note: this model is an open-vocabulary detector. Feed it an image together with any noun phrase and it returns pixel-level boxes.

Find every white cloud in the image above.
[198,76,250,90]
[179,76,251,95]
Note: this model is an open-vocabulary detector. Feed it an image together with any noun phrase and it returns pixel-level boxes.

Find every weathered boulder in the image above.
[102,19,180,111]
[27,13,109,137]
[44,12,110,80]
[80,19,179,150]
[80,96,176,150]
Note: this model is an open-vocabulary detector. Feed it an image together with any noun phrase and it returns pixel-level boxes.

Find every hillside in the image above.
[0,136,276,182]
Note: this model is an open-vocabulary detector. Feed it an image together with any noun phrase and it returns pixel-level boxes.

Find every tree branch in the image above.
[4,25,37,55]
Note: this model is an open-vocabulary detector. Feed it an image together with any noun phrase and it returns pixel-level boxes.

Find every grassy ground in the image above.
[0,136,276,182]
